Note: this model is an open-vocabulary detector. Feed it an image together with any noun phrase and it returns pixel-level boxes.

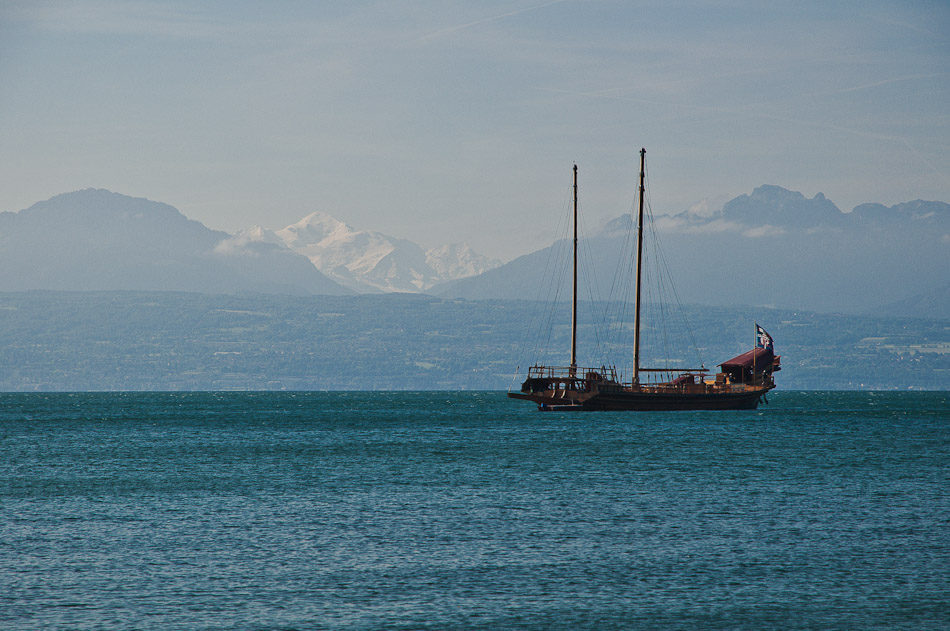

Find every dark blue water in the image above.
[1,391,947,630]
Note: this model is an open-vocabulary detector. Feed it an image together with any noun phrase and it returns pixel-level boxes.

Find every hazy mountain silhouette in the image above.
[715,185,847,229]
[0,189,350,295]
[874,283,950,319]
[433,186,949,317]
[5,187,946,314]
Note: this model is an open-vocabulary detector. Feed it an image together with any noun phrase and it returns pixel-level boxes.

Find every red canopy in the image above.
[720,347,774,370]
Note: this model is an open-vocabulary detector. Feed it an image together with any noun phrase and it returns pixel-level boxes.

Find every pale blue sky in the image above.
[1,0,947,259]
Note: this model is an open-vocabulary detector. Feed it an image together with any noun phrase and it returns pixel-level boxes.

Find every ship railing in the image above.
[633,367,710,386]
[526,364,620,383]
[635,369,772,392]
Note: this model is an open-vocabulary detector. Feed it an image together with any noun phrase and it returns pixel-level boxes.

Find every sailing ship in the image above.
[508,149,780,411]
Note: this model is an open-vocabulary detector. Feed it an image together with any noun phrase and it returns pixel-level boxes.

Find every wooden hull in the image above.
[508,386,769,411]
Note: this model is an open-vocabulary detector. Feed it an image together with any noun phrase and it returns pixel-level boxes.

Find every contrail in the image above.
[415,0,572,43]
[827,73,944,95]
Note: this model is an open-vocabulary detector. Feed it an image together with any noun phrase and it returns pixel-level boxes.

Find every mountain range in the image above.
[0,189,349,295]
[0,190,497,295]
[433,185,950,317]
[1,186,947,317]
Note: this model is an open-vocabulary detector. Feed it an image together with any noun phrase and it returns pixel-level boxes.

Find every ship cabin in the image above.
[717,347,781,386]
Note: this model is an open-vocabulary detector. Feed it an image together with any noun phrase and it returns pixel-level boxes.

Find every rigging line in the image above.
[600,207,630,323]
[517,183,573,367]
[585,225,620,368]
[646,208,669,369]
[647,200,678,375]
[642,162,678,379]
[644,175,704,371]
[538,204,571,364]
[603,200,637,363]
[541,185,576,364]
[577,204,610,366]
[618,236,637,367]
[598,186,638,366]
[619,251,640,368]
[653,224,701,368]
[636,162,658,377]
[574,177,591,368]
[643,234,667,378]
[518,249,554,366]
[618,194,640,375]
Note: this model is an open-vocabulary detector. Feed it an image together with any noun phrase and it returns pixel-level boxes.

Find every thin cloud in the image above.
[10,0,233,40]
[743,225,786,238]
[832,73,945,95]
[414,0,572,43]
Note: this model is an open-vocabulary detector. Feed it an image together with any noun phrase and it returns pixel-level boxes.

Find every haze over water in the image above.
[3,391,947,630]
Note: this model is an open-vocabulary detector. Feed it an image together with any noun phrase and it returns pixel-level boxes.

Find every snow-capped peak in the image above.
[277,212,352,248]
[265,211,501,293]
[214,225,285,254]
[426,243,500,280]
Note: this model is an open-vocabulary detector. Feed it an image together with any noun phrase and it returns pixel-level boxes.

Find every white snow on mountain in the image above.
[214,225,284,255]
[276,213,397,290]
[231,211,501,293]
[426,243,500,280]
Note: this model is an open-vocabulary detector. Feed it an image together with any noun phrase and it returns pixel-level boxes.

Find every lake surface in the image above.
[1,391,947,630]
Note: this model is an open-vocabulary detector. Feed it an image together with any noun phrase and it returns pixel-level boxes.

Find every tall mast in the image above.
[570,164,578,376]
[633,148,645,385]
